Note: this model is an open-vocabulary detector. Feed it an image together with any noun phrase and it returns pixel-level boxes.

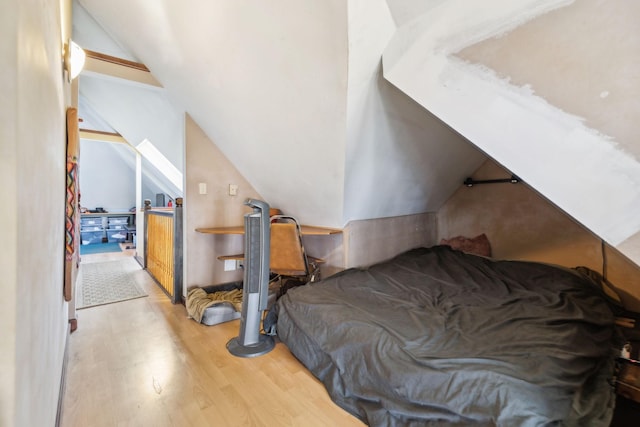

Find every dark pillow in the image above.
[440,233,492,257]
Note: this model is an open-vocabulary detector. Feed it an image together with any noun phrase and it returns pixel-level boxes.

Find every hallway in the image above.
[60,252,363,426]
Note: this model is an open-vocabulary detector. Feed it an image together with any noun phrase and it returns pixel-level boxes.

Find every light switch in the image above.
[198,183,207,195]
[229,184,238,196]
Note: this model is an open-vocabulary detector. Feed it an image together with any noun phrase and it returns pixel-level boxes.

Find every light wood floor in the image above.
[61,250,364,427]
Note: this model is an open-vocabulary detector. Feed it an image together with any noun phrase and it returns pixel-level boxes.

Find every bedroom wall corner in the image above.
[343,212,437,269]
[437,159,640,312]
[301,232,345,279]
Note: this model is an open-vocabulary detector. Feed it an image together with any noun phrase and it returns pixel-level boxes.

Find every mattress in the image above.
[275,246,618,426]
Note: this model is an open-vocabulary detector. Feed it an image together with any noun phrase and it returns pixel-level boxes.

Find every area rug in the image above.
[80,242,122,255]
[78,257,147,309]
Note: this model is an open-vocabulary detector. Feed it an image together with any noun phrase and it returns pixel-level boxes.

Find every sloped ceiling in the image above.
[78,0,349,227]
[77,81,184,201]
[77,0,486,227]
[75,0,640,270]
[383,0,640,265]
[344,0,486,223]
[73,0,183,201]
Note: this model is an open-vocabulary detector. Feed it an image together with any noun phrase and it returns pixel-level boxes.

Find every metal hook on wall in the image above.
[464,175,521,187]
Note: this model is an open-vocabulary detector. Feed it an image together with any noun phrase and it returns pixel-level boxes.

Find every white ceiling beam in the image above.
[79,129,129,144]
[81,49,162,89]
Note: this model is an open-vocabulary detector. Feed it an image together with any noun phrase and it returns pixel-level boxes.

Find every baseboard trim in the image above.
[55,322,71,427]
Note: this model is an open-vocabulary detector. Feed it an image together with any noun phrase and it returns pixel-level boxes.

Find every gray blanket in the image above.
[275,246,617,426]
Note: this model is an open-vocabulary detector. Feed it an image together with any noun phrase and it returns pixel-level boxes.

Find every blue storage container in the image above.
[81,230,103,245]
[80,217,102,226]
[107,229,127,243]
[108,217,129,226]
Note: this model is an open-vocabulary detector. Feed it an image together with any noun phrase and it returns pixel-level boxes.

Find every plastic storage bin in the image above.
[81,230,103,245]
[107,229,127,243]
[81,217,102,226]
[108,217,129,226]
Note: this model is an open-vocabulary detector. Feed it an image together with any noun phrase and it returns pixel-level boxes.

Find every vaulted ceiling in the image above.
[74,0,485,228]
[74,0,640,266]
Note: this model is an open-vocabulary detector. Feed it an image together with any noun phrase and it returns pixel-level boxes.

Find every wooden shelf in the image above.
[217,253,244,261]
[196,225,342,236]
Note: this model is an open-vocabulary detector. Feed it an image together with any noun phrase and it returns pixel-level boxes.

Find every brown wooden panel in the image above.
[147,213,174,296]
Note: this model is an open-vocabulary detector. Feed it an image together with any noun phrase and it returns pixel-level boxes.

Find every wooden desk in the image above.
[196,225,342,236]
[198,223,340,278]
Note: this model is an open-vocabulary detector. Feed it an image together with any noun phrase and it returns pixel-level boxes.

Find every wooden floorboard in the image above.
[60,251,364,427]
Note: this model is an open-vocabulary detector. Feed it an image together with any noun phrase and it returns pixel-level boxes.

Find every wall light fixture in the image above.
[63,39,86,82]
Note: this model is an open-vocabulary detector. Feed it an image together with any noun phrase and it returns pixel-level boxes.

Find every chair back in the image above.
[269,216,309,277]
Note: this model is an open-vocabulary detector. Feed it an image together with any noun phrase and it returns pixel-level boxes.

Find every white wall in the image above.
[439,160,640,312]
[79,75,185,174]
[79,140,136,211]
[72,0,138,62]
[0,1,18,422]
[383,0,640,269]
[185,116,262,288]
[459,0,640,163]
[1,0,71,425]
[345,0,485,223]
[384,0,448,27]
[455,0,640,266]
[344,213,437,269]
[183,116,440,287]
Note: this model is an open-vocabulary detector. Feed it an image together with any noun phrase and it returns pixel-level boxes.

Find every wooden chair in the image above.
[269,215,322,284]
[216,215,323,284]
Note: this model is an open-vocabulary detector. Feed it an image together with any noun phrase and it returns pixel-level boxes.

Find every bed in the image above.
[274,245,619,426]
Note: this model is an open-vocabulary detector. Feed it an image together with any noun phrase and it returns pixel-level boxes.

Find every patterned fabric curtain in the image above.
[64,107,80,301]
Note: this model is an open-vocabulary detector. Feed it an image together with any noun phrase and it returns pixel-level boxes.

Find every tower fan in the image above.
[227,198,275,357]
